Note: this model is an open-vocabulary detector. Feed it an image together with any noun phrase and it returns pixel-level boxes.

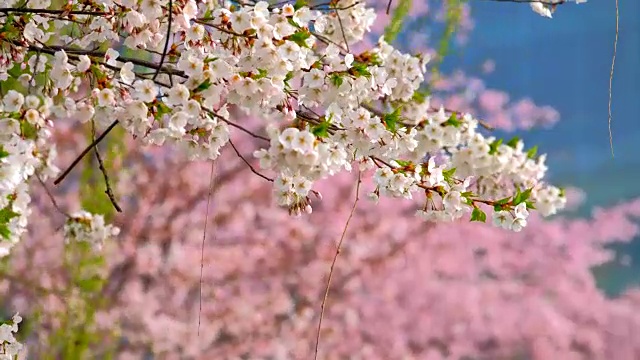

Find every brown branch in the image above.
[309,30,349,54]
[91,120,123,212]
[228,139,274,182]
[54,120,119,185]
[0,7,109,16]
[314,171,361,360]
[335,8,350,53]
[204,107,270,142]
[154,0,173,82]
[310,1,362,10]
[3,39,185,78]
[35,173,71,218]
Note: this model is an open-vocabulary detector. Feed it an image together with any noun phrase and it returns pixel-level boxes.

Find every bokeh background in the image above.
[2,0,640,358]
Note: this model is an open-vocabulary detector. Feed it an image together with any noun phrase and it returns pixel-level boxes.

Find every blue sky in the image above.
[444,0,640,295]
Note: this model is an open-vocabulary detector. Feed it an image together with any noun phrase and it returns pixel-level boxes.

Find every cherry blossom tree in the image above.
[0,0,589,260]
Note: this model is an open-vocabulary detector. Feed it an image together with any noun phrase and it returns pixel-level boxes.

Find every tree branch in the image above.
[228,139,274,182]
[0,7,109,16]
[91,120,123,212]
[54,120,119,185]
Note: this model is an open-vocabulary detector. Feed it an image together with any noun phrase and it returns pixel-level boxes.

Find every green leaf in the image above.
[368,53,383,67]
[526,145,538,159]
[284,71,295,83]
[287,30,311,48]
[253,68,269,80]
[395,160,412,167]
[512,187,532,205]
[506,136,520,148]
[294,0,308,10]
[443,167,456,181]
[20,121,38,139]
[525,200,536,210]
[412,89,429,103]
[470,207,487,223]
[488,138,503,155]
[330,73,343,88]
[492,196,511,212]
[559,187,566,198]
[349,61,371,78]
[193,79,212,93]
[0,206,19,240]
[0,146,9,159]
[0,224,10,240]
[0,206,19,224]
[311,121,331,138]
[382,107,402,133]
[443,113,462,127]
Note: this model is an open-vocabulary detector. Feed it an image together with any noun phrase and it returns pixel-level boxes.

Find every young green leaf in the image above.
[349,62,371,78]
[444,113,462,127]
[311,121,331,138]
[471,207,487,222]
[294,0,308,10]
[443,167,456,181]
[382,107,402,133]
[507,136,520,148]
[330,73,343,88]
[287,30,311,48]
[193,79,212,93]
[488,138,503,155]
[0,146,9,159]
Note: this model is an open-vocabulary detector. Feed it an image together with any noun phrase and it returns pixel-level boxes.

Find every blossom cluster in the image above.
[0,313,23,359]
[0,0,575,256]
[63,211,121,251]
[0,89,58,257]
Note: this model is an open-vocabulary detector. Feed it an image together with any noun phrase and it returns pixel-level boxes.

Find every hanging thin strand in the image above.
[198,160,216,336]
[608,0,618,158]
[314,171,362,360]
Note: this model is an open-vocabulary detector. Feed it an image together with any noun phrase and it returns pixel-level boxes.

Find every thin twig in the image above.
[608,0,618,158]
[91,120,123,212]
[0,7,109,15]
[335,8,350,53]
[198,160,216,336]
[204,108,270,142]
[36,174,71,218]
[228,139,274,182]
[314,171,361,360]
[154,0,172,82]
[3,39,185,78]
[54,120,119,185]
[386,0,393,14]
[310,1,362,10]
